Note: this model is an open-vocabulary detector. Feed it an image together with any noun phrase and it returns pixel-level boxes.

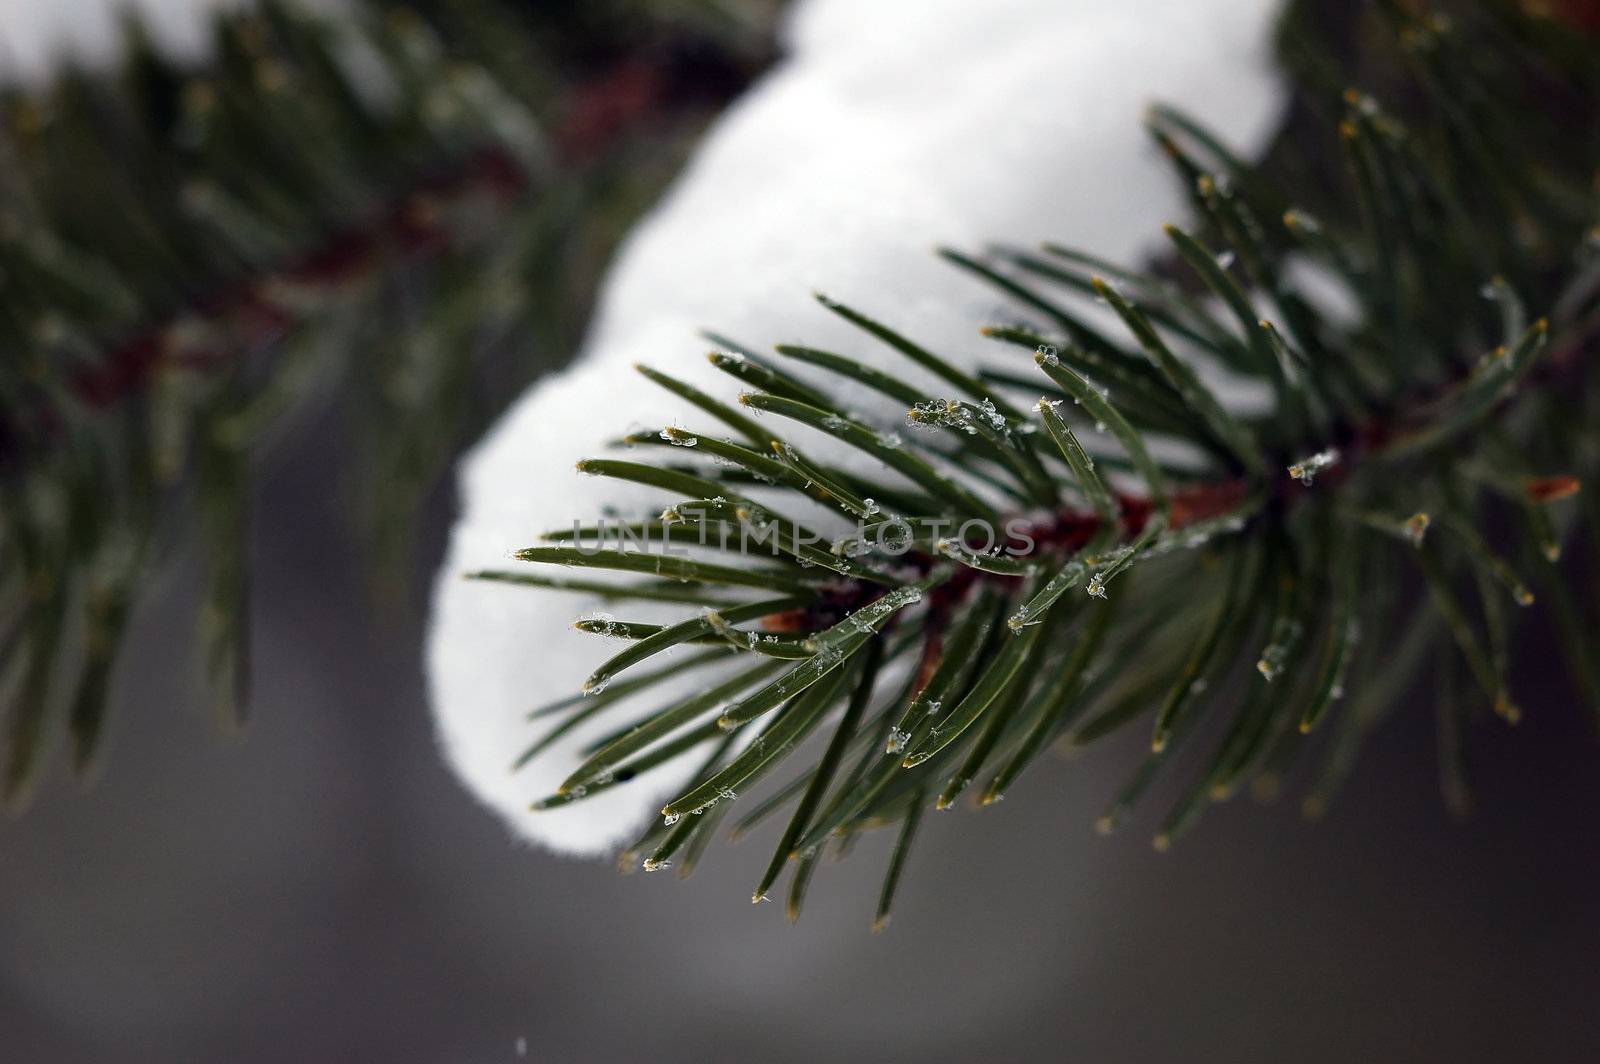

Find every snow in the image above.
[0,0,364,82]
[427,0,1291,856]
[0,0,241,80]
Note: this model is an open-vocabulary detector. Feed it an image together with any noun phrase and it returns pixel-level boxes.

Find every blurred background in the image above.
[2,2,1599,1061]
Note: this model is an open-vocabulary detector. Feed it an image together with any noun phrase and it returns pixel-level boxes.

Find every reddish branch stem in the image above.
[34,42,761,423]
[761,305,1594,660]
[768,476,1254,642]
[70,145,528,411]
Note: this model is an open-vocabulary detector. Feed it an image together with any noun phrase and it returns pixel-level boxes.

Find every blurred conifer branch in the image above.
[0,0,776,803]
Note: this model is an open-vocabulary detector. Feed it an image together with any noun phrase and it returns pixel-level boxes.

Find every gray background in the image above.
[2,390,1598,1063]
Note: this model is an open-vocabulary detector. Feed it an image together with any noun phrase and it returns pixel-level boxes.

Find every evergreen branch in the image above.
[0,0,773,804]
[492,1,1600,926]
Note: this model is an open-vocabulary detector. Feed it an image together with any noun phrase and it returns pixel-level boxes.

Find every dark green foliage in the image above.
[504,1,1599,926]
[0,0,770,804]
